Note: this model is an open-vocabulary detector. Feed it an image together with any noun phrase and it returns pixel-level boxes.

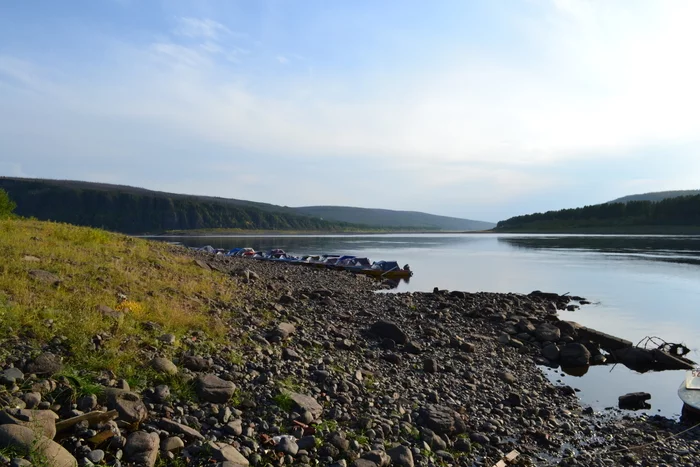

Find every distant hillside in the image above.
[0,177,360,234]
[609,190,700,204]
[495,195,700,233]
[0,177,492,234]
[296,206,495,231]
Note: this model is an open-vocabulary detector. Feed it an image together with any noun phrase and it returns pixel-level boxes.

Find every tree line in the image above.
[0,179,361,234]
[496,195,700,231]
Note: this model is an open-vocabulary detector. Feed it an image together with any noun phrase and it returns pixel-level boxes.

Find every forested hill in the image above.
[0,177,360,234]
[296,206,495,231]
[495,195,700,233]
[608,190,700,204]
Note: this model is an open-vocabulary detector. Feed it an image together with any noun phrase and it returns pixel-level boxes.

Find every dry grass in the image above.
[0,218,240,374]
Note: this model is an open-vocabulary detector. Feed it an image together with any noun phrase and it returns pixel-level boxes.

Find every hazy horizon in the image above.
[2,1,699,222]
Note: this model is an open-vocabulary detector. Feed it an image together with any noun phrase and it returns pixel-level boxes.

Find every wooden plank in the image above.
[55,410,119,433]
[491,450,519,467]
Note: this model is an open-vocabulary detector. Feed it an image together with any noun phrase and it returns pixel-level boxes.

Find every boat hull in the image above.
[679,381,700,416]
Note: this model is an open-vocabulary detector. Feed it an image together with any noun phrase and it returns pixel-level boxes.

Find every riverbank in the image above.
[1,219,698,466]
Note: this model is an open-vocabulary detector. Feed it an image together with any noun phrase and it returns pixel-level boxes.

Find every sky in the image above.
[1,0,699,223]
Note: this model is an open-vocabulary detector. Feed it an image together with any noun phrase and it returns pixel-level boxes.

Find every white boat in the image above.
[678,368,700,416]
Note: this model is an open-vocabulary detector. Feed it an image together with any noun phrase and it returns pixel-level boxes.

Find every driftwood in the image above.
[55,410,119,434]
[491,450,519,467]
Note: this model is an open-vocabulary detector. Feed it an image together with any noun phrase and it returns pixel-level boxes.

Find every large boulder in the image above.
[559,343,591,367]
[25,353,63,376]
[541,344,561,362]
[0,408,59,439]
[370,320,408,344]
[150,357,178,375]
[283,391,323,420]
[0,425,76,467]
[207,442,249,466]
[196,374,236,403]
[417,404,466,435]
[387,445,414,467]
[124,431,159,467]
[534,323,561,342]
[103,389,148,424]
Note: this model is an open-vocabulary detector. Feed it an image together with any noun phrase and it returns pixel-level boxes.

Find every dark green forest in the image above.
[0,178,362,234]
[496,195,700,232]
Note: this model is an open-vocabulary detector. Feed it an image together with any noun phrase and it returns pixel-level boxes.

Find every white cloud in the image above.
[2,2,700,212]
[175,17,231,39]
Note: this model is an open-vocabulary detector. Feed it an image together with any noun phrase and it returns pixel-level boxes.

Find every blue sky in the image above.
[1,0,699,222]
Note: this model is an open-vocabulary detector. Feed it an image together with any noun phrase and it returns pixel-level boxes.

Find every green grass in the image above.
[0,218,242,379]
[273,393,295,412]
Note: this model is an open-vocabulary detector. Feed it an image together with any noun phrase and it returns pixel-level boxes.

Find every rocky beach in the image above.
[1,238,699,467]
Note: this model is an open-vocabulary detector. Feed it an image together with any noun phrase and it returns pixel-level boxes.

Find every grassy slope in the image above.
[0,218,241,382]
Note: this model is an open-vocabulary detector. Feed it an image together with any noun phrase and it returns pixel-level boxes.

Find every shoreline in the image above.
[3,218,698,467]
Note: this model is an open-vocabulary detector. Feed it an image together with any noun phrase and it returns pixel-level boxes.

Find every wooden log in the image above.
[491,450,519,467]
[55,410,119,434]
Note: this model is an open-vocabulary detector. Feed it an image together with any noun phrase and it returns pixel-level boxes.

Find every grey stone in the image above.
[274,322,296,340]
[224,419,243,436]
[160,437,185,452]
[154,385,170,403]
[361,450,391,467]
[560,343,591,367]
[159,333,176,345]
[25,353,63,376]
[418,405,466,435]
[104,389,148,424]
[274,437,299,456]
[124,431,159,467]
[534,323,561,342]
[541,343,560,362]
[183,355,211,372]
[196,374,236,403]
[499,371,516,384]
[86,450,105,464]
[387,445,414,467]
[0,425,77,467]
[207,442,249,466]
[423,359,438,374]
[0,368,24,385]
[22,393,41,410]
[150,357,178,375]
[158,418,204,440]
[28,270,61,286]
[77,394,97,412]
[0,408,59,439]
[296,436,316,451]
[353,461,378,467]
[283,391,323,419]
[470,432,490,444]
[370,320,408,344]
[282,348,302,361]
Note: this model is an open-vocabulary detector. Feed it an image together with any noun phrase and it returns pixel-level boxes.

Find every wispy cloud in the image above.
[175,17,231,39]
[1,1,699,218]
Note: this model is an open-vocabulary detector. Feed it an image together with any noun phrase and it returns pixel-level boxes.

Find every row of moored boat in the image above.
[194,246,413,279]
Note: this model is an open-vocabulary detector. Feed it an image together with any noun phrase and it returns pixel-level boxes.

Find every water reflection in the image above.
[499,236,700,266]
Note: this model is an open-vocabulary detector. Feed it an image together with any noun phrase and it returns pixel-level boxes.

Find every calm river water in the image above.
[153,233,700,419]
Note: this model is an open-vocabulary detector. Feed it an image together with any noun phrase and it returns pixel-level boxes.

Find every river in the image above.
[150,233,700,419]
